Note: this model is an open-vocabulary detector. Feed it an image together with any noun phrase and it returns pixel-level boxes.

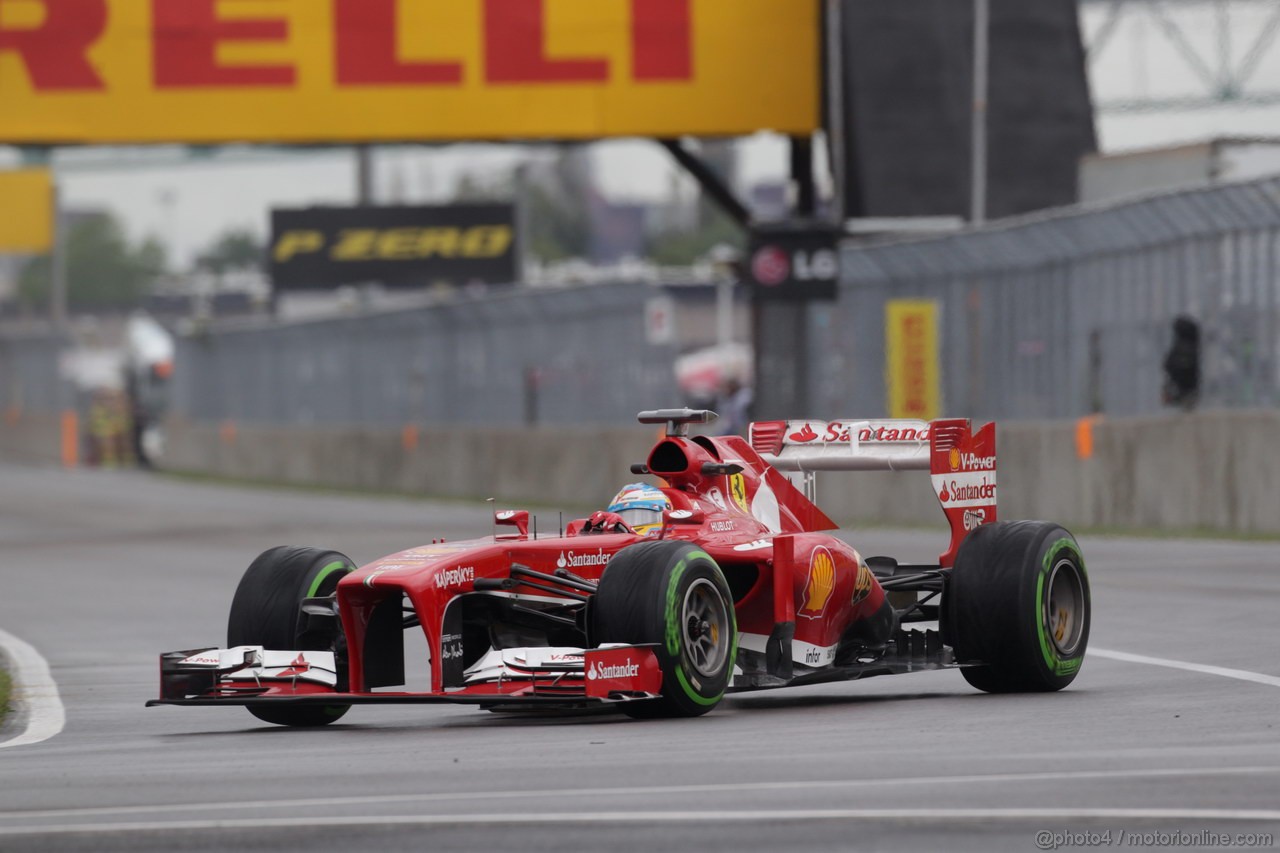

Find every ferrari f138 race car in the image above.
[148,409,1090,725]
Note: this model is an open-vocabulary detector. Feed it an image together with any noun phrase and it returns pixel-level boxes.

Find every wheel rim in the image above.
[682,578,731,677]
[1044,556,1085,657]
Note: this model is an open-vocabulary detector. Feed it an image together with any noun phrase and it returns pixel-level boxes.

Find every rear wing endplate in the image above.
[749,418,997,567]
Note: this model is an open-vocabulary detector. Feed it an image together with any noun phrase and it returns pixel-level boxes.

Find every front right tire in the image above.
[228,545,355,726]
[590,541,736,718]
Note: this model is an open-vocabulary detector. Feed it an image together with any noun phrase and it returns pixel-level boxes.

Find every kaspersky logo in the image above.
[557,550,609,569]
[434,565,475,589]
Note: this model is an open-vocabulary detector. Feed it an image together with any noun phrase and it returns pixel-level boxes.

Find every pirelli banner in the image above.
[0,169,54,253]
[0,0,819,144]
[270,204,518,290]
[884,299,941,421]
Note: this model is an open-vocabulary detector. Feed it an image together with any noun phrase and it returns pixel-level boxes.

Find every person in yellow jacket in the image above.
[87,390,134,468]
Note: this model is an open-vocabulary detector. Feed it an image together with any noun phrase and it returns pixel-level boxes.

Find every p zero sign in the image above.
[270,204,518,290]
[0,0,819,144]
[747,225,841,302]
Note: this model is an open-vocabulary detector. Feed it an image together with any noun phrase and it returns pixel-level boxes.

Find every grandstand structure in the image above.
[1080,0,1280,113]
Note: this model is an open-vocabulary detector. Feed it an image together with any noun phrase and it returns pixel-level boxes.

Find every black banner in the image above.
[270,204,518,290]
[747,224,841,301]
[835,0,1095,219]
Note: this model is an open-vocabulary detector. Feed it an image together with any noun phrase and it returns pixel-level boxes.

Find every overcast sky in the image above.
[3,2,1276,269]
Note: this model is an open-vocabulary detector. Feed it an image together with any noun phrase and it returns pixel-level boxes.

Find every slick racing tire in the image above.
[949,521,1090,693]
[591,541,736,719]
[228,546,356,727]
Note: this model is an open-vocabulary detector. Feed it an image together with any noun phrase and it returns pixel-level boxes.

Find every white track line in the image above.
[1092,648,1280,689]
[2,765,1277,823]
[1,809,1279,837]
[0,628,66,749]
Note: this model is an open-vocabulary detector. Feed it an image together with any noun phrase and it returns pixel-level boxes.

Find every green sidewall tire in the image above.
[227,545,355,727]
[591,541,737,718]
[949,521,1090,693]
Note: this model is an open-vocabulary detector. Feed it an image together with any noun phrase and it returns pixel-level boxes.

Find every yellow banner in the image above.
[885,299,941,420]
[0,0,819,144]
[0,169,53,253]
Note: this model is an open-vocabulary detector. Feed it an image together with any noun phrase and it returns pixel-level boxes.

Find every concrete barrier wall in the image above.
[0,412,64,467]
[112,410,1280,536]
[161,418,660,510]
[803,411,1280,535]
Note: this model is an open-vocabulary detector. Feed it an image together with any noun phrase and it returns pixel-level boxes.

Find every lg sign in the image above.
[751,246,790,287]
[747,228,842,301]
[750,245,838,288]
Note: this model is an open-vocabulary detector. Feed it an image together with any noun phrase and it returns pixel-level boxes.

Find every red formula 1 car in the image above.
[148,409,1091,726]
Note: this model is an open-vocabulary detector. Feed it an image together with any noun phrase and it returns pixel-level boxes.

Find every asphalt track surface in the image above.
[1,464,1278,852]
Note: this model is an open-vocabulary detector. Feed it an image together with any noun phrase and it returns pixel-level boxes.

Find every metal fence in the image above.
[9,177,1280,432]
[172,282,680,427]
[0,329,66,415]
[760,175,1280,421]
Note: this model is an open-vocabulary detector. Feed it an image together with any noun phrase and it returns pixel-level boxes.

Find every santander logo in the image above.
[557,550,610,569]
[787,421,931,445]
[586,659,641,681]
[789,423,819,443]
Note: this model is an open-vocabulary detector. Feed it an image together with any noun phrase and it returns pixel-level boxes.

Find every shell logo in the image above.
[852,561,874,605]
[948,447,961,472]
[799,547,835,618]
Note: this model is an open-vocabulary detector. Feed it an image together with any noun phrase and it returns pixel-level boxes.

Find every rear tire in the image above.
[228,546,355,726]
[949,521,1090,693]
[591,541,736,718]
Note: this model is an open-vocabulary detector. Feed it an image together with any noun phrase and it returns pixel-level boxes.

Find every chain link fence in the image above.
[171,281,681,427]
[7,177,1280,432]
[0,329,66,415]
[760,175,1280,421]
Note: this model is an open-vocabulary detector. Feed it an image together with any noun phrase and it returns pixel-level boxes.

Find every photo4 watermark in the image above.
[1035,829,1274,850]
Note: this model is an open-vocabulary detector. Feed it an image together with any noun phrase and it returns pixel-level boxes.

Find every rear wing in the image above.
[749,418,996,567]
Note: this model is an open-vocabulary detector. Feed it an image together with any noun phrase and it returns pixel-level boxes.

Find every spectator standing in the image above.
[719,378,753,436]
[1162,315,1201,410]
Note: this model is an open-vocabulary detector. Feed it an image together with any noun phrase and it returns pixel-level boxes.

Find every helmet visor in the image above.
[616,507,663,530]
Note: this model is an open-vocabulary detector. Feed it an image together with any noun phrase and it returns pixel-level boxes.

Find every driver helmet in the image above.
[606,483,670,537]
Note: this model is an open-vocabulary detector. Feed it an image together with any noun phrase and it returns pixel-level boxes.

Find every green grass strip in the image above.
[0,666,11,730]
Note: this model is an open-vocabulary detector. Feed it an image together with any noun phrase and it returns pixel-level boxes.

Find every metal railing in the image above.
[170,281,681,427]
[765,175,1280,421]
[5,177,1279,431]
[0,329,66,415]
